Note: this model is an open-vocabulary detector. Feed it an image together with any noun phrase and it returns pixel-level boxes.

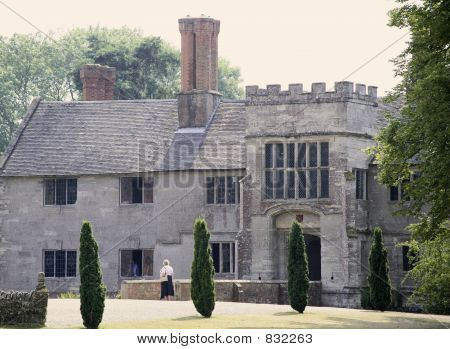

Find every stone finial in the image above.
[335,81,354,95]
[368,86,378,98]
[267,84,281,95]
[245,85,258,97]
[311,82,326,94]
[288,83,303,96]
[355,83,366,95]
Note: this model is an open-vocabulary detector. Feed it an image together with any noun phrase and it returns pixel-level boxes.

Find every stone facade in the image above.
[0,16,412,308]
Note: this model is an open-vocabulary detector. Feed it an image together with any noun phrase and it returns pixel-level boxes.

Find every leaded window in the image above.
[264,142,330,199]
[120,249,153,277]
[120,176,153,204]
[355,169,367,200]
[44,178,77,205]
[211,242,235,274]
[206,176,242,204]
[43,250,77,278]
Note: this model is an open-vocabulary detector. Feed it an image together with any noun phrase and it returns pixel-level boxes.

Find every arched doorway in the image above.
[273,211,321,281]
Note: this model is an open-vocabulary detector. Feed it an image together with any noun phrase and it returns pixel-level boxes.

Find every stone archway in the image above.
[273,210,321,280]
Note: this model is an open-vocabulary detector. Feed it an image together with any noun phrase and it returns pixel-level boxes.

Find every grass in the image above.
[58,292,79,299]
[98,310,450,329]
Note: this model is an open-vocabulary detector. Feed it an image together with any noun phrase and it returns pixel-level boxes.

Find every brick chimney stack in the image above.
[80,64,116,101]
[178,16,221,128]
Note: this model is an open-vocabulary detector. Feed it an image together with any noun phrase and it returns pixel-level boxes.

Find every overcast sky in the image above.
[0,0,409,96]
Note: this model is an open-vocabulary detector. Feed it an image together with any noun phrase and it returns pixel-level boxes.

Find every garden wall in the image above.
[121,279,321,306]
[0,272,49,326]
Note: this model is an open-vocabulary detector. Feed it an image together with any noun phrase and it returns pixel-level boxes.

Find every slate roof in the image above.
[0,98,246,176]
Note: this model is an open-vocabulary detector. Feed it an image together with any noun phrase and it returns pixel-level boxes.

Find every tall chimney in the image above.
[80,64,116,101]
[177,16,221,128]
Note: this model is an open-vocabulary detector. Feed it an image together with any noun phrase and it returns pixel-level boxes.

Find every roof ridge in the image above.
[0,97,41,171]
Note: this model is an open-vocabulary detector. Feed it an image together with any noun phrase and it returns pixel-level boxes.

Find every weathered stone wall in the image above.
[0,170,242,293]
[121,279,322,306]
[0,273,48,326]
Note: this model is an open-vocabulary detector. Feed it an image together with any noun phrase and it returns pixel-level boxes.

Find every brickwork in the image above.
[80,64,116,101]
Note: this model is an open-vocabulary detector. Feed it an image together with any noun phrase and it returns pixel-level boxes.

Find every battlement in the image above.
[245,81,377,105]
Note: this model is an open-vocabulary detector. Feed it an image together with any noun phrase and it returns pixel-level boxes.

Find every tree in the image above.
[287,221,309,313]
[218,58,244,99]
[405,234,450,314]
[79,220,106,329]
[372,0,449,313]
[368,227,391,311]
[191,217,215,318]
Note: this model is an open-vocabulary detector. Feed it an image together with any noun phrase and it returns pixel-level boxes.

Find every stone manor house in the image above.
[0,17,413,307]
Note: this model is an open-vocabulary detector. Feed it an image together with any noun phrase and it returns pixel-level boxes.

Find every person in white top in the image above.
[160,259,174,301]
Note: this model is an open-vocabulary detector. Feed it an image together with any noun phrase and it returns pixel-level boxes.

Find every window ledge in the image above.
[119,203,154,207]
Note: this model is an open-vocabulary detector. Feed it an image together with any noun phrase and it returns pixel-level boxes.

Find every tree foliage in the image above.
[287,221,309,313]
[79,220,106,329]
[372,0,449,313]
[368,228,392,311]
[0,27,244,154]
[190,217,215,318]
[373,0,450,241]
[405,231,450,314]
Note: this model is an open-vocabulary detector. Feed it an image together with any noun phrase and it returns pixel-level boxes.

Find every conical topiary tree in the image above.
[368,227,392,311]
[288,220,309,313]
[79,220,106,329]
[191,217,215,317]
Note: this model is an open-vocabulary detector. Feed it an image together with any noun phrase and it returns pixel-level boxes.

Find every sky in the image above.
[0,0,409,96]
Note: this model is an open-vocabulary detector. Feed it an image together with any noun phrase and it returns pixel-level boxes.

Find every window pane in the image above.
[297,143,306,167]
[265,171,273,199]
[227,176,236,204]
[320,142,329,166]
[143,177,153,203]
[222,243,231,273]
[309,169,317,198]
[66,251,77,277]
[275,170,284,199]
[309,143,317,167]
[44,251,55,277]
[120,250,133,277]
[44,179,55,205]
[275,144,284,168]
[298,170,306,198]
[390,186,398,201]
[231,243,235,273]
[356,170,362,199]
[287,144,295,167]
[265,144,273,168]
[217,177,225,204]
[211,243,220,273]
[132,250,142,277]
[320,169,329,198]
[67,179,77,204]
[132,177,143,204]
[287,171,295,199]
[55,179,67,205]
[121,177,133,204]
[55,250,66,277]
[206,177,215,204]
[402,246,410,271]
[143,250,154,276]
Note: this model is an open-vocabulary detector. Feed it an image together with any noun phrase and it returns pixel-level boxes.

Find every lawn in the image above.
[100,310,449,329]
[38,299,449,329]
